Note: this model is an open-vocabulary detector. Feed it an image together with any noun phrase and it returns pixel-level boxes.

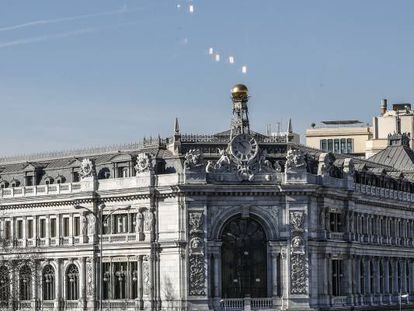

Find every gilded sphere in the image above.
[231,84,248,100]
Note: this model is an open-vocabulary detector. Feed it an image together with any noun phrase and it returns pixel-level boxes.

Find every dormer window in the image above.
[72,171,80,182]
[44,176,54,185]
[0,180,8,189]
[55,175,66,184]
[10,179,20,188]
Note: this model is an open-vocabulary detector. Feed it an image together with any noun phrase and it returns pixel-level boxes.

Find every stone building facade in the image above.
[1,84,414,310]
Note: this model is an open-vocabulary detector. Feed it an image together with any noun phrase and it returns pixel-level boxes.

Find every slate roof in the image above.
[368,145,414,172]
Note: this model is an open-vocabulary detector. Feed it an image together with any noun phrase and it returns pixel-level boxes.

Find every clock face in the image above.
[230,134,258,162]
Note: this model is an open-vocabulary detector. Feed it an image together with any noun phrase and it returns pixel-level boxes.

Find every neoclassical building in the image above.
[1,84,414,310]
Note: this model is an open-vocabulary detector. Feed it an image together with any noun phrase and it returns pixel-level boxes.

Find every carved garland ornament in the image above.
[188,211,206,296]
[135,153,153,174]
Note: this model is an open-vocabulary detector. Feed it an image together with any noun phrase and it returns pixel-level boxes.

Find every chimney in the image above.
[380,98,388,116]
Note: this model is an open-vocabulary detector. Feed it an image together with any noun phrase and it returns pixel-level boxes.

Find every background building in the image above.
[305,120,372,157]
[1,85,414,311]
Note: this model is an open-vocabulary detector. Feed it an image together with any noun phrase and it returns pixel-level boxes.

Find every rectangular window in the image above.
[63,218,70,237]
[330,212,343,232]
[16,220,23,239]
[50,218,56,238]
[340,138,346,154]
[4,221,11,240]
[74,217,80,236]
[327,139,333,152]
[26,176,33,186]
[320,139,327,151]
[347,138,353,153]
[333,139,340,153]
[130,214,137,233]
[27,219,33,238]
[72,171,80,182]
[40,219,46,238]
[332,260,343,296]
[114,214,128,234]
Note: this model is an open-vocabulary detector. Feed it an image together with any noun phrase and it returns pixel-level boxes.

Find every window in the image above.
[114,214,128,234]
[27,219,33,239]
[370,261,375,293]
[320,139,327,151]
[330,212,343,232]
[332,260,343,296]
[63,218,70,237]
[327,139,334,152]
[389,262,394,293]
[380,261,385,293]
[66,264,79,300]
[340,138,346,154]
[130,214,137,233]
[25,176,33,187]
[346,139,354,153]
[130,262,138,299]
[113,262,127,299]
[407,261,410,293]
[16,220,23,239]
[40,219,46,238]
[73,217,80,236]
[43,265,55,300]
[398,261,402,292]
[19,265,31,301]
[118,167,129,178]
[50,218,56,238]
[334,139,340,153]
[360,260,365,294]
[102,262,111,300]
[4,221,11,240]
[56,175,66,184]
[0,266,9,303]
[72,171,80,183]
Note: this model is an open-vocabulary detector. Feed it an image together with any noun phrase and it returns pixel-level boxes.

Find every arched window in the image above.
[19,265,31,301]
[55,175,66,184]
[44,176,54,185]
[98,168,111,179]
[10,179,20,188]
[0,266,9,303]
[43,265,55,300]
[66,264,79,300]
[0,180,8,189]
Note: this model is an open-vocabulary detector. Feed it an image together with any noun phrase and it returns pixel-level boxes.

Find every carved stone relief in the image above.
[87,214,96,236]
[188,211,206,296]
[289,210,308,295]
[184,149,203,169]
[80,158,94,178]
[86,258,93,296]
[135,153,154,174]
[142,255,151,296]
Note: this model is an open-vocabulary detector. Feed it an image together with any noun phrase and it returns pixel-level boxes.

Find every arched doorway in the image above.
[221,216,267,298]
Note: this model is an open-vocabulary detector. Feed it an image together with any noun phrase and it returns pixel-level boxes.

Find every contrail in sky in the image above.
[0,21,139,49]
[0,6,142,32]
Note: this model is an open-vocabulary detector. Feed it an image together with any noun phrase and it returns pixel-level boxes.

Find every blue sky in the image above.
[1,0,414,156]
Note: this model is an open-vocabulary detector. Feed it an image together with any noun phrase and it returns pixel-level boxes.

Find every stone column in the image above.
[271,252,278,297]
[55,259,62,309]
[80,257,86,307]
[213,253,221,298]
[136,255,143,309]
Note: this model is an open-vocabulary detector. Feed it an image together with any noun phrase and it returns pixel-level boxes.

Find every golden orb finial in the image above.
[231,84,248,101]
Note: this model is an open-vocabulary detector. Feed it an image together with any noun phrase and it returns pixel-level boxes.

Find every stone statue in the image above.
[184,149,203,169]
[285,149,306,172]
[136,212,144,233]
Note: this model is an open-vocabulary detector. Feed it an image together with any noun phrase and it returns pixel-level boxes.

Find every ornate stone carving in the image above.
[189,212,203,233]
[135,153,153,174]
[86,259,93,296]
[318,153,334,177]
[142,256,151,296]
[189,255,206,296]
[144,210,154,232]
[188,211,206,296]
[290,253,308,294]
[206,148,279,182]
[290,211,304,232]
[289,210,308,295]
[343,158,355,176]
[285,148,306,172]
[87,214,96,235]
[184,148,203,169]
[137,211,144,232]
[81,214,87,236]
[80,158,94,178]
